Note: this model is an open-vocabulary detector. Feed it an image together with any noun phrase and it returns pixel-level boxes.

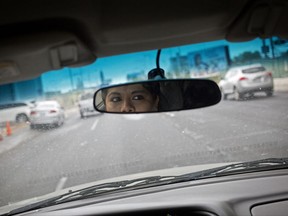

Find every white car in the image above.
[78,91,99,118]
[0,101,34,123]
[219,64,274,100]
[29,100,65,129]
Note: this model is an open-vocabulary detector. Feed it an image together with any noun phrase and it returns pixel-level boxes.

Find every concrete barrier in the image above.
[274,78,288,92]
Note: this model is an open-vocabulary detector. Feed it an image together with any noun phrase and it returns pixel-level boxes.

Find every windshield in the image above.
[0,36,287,209]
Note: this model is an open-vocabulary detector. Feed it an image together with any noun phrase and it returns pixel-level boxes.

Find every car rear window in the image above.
[242,66,266,74]
[36,103,56,108]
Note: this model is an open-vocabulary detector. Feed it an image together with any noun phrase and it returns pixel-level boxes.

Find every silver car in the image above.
[219,64,274,100]
[29,100,65,129]
[78,91,99,118]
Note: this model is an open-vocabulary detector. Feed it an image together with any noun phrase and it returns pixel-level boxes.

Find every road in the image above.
[0,92,288,207]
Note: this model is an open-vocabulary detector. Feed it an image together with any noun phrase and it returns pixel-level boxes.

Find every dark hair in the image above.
[101,88,108,102]
[142,82,160,99]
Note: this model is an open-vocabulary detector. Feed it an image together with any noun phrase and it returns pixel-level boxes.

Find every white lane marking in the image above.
[91,119,99,131]
[55,177,68,191]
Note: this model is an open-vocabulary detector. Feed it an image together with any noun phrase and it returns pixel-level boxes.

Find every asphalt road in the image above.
[0,92,288,207]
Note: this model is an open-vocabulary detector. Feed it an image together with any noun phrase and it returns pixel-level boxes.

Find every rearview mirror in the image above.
[93,79,221,113]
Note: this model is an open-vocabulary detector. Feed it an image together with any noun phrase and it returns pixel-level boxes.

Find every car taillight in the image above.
[267,72,272,77]
[30,111,36,115]
[50,110,57,113]
[239,77,248,81]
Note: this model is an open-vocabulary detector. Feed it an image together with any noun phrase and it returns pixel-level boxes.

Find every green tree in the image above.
[233,51,262,64]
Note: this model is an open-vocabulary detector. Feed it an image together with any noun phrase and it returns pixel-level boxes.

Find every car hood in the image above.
[0,162,231,214]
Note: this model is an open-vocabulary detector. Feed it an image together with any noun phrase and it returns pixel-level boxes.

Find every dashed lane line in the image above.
[91,119,99,131]
[55,177,68,191]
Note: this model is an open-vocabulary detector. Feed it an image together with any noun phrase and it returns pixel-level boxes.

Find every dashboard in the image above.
[18,169,288,216]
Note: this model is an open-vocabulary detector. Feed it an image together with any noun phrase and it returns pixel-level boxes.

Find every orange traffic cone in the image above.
[6,121,12,136]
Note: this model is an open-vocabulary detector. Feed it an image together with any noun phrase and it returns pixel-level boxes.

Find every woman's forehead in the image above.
[107,84,148,94]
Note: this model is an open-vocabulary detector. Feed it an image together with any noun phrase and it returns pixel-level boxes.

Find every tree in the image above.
[233,51,262,64]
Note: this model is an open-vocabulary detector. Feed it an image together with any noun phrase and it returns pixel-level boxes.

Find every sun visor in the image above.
[0,32,96,85]
[226,0,288,42]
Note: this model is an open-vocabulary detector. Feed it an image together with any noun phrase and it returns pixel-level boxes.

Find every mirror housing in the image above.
[93,79,221,114]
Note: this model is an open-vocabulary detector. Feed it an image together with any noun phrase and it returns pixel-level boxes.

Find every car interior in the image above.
[1,0,288,215]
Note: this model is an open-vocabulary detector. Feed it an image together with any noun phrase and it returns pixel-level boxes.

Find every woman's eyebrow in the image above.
[107,92,121,97]
[131,90,147,94]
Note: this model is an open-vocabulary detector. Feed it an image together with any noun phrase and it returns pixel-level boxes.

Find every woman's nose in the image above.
[121,100,135,112]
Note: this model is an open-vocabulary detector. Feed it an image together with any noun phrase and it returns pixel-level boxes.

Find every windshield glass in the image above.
[0,36,287,209]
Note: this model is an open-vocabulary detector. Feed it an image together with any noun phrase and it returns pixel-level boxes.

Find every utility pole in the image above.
[100,70,104,86]
[69,68,74,91]
[270,38,275,59]
[261,39,269,59]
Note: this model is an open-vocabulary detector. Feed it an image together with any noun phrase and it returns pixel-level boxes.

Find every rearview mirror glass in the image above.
[93,79,221,113]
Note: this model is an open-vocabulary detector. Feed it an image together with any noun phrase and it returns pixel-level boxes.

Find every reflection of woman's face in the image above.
[105,84,159,112]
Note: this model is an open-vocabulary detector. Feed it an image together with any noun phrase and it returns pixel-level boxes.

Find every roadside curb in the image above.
[0,123,32,155]
[0,122,28,139]
[0,107,79,154]
[274,78,288,92]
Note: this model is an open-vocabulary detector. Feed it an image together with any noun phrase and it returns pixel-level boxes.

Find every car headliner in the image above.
[0,0,287,84]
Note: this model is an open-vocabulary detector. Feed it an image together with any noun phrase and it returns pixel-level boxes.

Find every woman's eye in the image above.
[110,97,121,102]
[132,95,144,100]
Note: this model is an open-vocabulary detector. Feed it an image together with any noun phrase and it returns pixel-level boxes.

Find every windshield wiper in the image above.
[55,175,176,203]
[172,157,288,183]
[4,175,175,216]
[5,158,288,216]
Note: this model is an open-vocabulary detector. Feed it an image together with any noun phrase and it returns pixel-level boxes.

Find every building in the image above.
[127,71,146,81]
[0,67,107,103]
[0,78,43,103]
